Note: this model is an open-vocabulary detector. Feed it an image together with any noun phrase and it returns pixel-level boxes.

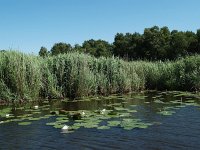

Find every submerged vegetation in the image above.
[0,51,200,101]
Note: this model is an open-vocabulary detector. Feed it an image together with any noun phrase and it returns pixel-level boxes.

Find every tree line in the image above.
[39,26,200,60]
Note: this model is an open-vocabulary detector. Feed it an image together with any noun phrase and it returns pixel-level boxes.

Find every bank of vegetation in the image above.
[0,51,200,102]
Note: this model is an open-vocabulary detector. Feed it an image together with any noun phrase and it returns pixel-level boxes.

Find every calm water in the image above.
[0,91,200,150]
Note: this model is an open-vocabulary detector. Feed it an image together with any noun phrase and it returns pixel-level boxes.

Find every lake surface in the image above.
[0,91,200,150]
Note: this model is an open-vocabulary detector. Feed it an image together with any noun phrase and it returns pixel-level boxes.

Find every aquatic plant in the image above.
[18,122,32,126]
[1,51,200,101]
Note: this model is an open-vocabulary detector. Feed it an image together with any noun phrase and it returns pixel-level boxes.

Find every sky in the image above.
[0,0,200,54]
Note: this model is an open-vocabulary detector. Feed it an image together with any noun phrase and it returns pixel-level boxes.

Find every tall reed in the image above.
[0,51,200,101]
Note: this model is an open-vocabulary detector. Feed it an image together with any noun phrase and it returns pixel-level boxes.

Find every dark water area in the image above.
[0,91,200,150]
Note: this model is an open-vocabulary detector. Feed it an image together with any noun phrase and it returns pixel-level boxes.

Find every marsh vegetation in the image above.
[0,51,200,102]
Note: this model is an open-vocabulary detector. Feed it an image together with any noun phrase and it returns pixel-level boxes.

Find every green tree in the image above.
[197,29,200,53]
[113,33,142,60]
[159,27,171,60]
[185,31,198,54]
[142,26,171,60]
[39,46,48,58]
[169,31,188,59]
[82,39,113,57]
[50,42,72,55]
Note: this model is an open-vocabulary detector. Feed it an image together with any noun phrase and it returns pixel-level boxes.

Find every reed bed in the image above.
[0,51,200,101]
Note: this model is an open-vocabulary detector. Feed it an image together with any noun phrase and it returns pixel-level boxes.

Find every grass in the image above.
[0,50,200,102]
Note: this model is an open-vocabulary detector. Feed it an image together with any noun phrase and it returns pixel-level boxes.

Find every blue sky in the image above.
[0,0,200,54]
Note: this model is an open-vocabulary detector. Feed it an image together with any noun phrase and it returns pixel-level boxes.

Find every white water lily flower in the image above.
[81,111,85,116]
[100,109,106,114]
[34,106,39,109]
[62,125,69,130]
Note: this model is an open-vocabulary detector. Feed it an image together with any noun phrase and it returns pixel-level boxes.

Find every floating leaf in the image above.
[53,124,65,129]
[97,126,110,130]
[127,109,137,113]
[154,99,164,104]
[157,110,175,116]
[107,120,121,127]
[18,122,32,126]
[28,117,41,121]
[114,107,129,111]
[46,122,57,126]
[120,118,150,130]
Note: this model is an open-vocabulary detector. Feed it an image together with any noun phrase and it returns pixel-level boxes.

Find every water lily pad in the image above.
[40,116,51,119]
[130,105,137,107]
[31,111,41,114]
[119,112,131,117]
[70,125,81,130]
[97,126,110,130]
[46,122,57,126]
[120,118,150,130]
[0,120,14,124]
[170,100,183,104]
[53,124,65,129]
[44,114,54,117]
[127,109,137,113]
[98,115,112,120]
[185,103,199,107]
[41,108,50,111]
[154,99,164,104]
[56,117,68,121]
[185,100,195,103]
[175,105,186,108]
[42,100,49,104]
[17,114,32,118]
[109,103,122,107]
[56,119,69,124]
[133,95,146,100]
[114,107,129,111]
[157,110,175,116]
[136,124,148,129]
[83,124,98,128]
[28,117,41,121]
[107,120,121,127]
[18,122,32,125]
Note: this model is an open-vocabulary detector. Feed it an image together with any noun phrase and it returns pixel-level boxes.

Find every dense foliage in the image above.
[39,26,200,60]
[1,51,200,101]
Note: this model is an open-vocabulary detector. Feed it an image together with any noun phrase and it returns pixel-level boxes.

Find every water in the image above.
[0,91,200,150]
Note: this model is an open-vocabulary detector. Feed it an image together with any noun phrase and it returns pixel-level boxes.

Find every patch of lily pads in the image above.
[44,103,153,133]
[97,125,110,130]
[1,90,200,134]
[120,118,152,130]
[0,105,56,125]
[18,122,32,126]
[157,110,176,116]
